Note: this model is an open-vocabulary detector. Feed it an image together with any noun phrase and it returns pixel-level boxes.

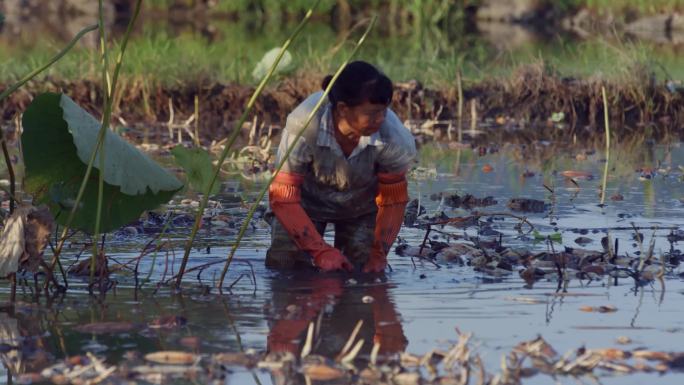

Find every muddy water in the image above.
[1,140,684,384]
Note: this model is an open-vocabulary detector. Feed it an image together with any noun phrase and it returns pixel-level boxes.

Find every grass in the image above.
[2,18,684,90]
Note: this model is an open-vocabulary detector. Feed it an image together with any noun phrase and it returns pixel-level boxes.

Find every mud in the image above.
[3,65,684,144]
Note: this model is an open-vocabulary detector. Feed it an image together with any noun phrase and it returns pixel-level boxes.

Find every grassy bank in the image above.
[1,21,684,89]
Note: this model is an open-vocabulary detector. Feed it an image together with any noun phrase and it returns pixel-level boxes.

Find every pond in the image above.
[1,137,683,384]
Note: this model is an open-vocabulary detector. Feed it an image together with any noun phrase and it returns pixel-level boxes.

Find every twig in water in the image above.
[419,225,431,255]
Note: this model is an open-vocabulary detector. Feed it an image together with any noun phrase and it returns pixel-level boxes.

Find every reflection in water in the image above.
[0,305,53,380]
[266,273,407,361]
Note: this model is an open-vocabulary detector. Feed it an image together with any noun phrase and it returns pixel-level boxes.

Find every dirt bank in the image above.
[2,66,683,144]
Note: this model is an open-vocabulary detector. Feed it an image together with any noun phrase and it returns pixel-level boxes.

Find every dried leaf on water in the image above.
[514,336,558,360]
[561,170,593,180]
[301,364,345,381]
[392,372,422,385]
[360,368,382,381]
[591,348,630,360]
[632,350,672,362]
[616,336,632,345]
[213,352,255,367]
[579,305,617,313]
[144,351,198,365]
[0,206,54,276]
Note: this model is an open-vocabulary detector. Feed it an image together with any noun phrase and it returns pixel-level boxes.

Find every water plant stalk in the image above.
[174,0,323,289]
[47,0,143,287]
[217,16,378,289]
[91,0,110,284]
[456,68,463,142]
[600,86,610,206]
[0,24,98,102]
[194,94,200,146]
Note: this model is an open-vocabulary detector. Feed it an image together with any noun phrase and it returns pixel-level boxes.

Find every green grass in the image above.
[1,18,683,90]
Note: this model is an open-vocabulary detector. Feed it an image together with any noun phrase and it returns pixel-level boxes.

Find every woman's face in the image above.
[337,101,388,137]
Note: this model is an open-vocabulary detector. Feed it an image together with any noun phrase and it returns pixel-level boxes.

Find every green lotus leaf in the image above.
[21,93,183,234]
[170,145,220,195]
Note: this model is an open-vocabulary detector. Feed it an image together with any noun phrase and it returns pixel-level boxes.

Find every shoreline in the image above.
[2,65,683,144]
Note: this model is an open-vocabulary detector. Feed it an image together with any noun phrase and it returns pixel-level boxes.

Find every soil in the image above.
[2,65,684,143]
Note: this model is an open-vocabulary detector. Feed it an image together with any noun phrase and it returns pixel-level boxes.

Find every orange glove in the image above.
[363,173,409,273]
[269,172,353,272]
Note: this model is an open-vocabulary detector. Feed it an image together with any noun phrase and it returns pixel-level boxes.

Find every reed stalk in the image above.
[600,86,611,206]
[174,0,323,289]
[217,16,378,288]
[456,68,463,142]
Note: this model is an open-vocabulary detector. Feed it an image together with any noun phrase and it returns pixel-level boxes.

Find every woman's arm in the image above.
[270,172,352,272]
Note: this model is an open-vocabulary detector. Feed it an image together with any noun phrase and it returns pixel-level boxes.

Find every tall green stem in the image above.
[48,0,143,286]
[174,0,323,289]
[217,16,378,288]
[91,0,110,285]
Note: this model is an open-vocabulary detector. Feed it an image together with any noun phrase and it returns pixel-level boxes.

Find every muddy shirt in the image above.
[275,91,416,221]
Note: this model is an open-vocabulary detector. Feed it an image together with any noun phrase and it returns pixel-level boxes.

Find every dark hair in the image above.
[321,61,393,108]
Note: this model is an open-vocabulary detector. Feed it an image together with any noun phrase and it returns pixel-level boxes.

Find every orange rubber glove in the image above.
[269,172,353,272]
[363,173,409,273]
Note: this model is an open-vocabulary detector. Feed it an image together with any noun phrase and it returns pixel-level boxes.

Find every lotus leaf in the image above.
[21,93,183,233]
[170,145,220,194]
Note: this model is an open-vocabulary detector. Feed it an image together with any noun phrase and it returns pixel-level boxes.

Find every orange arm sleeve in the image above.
[372,172,409,258]
[269,172,330,258]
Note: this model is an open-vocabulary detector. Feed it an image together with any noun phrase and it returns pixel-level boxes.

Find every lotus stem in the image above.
[174,0,324,289]
[48,0,143,288]
[91,0,110,285]
[217,16,378,288]
[194,94,200,146]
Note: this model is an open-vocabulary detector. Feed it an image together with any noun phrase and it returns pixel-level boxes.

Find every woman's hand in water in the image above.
[362,250,387,273]
[313,247,353,272]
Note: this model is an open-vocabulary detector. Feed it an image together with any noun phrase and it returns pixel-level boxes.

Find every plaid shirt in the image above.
[275,91,416,221]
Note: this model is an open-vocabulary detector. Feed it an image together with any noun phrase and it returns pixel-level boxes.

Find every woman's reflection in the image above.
[266,273,407,361]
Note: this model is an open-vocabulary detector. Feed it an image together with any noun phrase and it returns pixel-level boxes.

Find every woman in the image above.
[267,61,416,273]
